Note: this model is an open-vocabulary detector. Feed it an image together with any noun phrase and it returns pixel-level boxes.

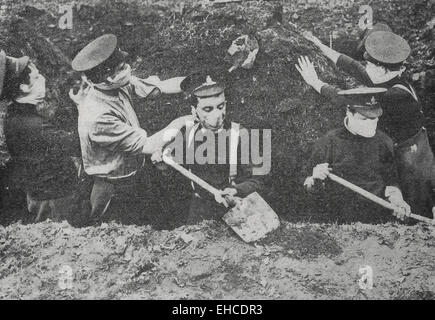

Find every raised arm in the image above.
[132,75,186,98]
[303,31,373,86]
[296,56,348,106]
[303,31,340,64]
[157,76,186,94]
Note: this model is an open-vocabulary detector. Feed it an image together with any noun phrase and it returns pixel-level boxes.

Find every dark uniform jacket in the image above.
[4,102,80,200]
[320,54,435,218]
[306,127,400,223]
[171,120,269,223]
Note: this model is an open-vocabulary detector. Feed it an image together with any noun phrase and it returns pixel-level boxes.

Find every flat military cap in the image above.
[356,23,392,56]
[71,34,127,72]
[0,51,30,99]
[181,72,225,98]
[338,87,387,118]
[364,31,411,66]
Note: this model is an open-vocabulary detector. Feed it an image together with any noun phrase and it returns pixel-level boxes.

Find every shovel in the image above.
[162,152,280,242]
[329,173,435,225]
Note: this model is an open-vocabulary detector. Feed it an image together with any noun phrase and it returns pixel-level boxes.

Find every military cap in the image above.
[181,72,225,98]
[356,23,392,56]
[0,51,30,99]
[364,31,411,66]
[338,87,387,118]
[71,34,127,72]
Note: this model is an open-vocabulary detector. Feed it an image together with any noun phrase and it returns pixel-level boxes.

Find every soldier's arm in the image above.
[89,114,192,155]
[335,54,373,86]
[313,40,374,86]
[156,77,186,95]
[304,31,340,63]
[303,32,373,86]
[133,76,186,98]
[295,56,347,105]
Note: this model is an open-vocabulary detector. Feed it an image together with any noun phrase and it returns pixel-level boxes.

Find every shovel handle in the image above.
[162,151,227,206]
[328,173,434,225]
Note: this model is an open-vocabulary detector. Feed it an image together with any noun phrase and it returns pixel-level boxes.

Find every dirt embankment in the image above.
[0,220,434,299]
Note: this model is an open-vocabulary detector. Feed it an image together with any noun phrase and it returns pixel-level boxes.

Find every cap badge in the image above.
[205,75,216,86]
[367,96,377,106]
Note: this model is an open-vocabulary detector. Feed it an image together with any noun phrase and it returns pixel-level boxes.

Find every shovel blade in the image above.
[222,192,280,243]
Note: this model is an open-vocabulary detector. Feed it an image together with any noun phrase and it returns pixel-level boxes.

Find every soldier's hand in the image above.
[295,56,320,87]
[152,149,170,171]
[221,188,241,208]
[312,163,331,181]
[69,80,88,106]
[303,176,316,191]
[303,31,323,46]
[151,149,163,164]
[389,196,411,221]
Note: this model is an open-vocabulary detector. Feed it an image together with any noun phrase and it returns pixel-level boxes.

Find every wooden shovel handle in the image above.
[162,151,227,206]
[328,173,434,225]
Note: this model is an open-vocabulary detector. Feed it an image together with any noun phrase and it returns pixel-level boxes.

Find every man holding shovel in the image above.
[299,30,435,219]
[302,86,411,223]
[153,73,269,225]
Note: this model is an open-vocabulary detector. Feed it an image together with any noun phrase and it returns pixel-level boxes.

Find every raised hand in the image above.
[68,79,89,106]
[295,56,321,88]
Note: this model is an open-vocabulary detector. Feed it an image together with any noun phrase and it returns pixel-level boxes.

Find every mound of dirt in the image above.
[0,220,434,299]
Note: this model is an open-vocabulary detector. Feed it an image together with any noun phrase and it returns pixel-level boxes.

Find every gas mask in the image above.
[192,101,226,132]
[29,74,46,102]
[15,73,46,105]
[94,63,132,91]
[345,110,378,138]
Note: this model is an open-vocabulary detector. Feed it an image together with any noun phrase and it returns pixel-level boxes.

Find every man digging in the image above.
[301,86,411,223]
[299,30,435,219]
[153,73,270,225]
